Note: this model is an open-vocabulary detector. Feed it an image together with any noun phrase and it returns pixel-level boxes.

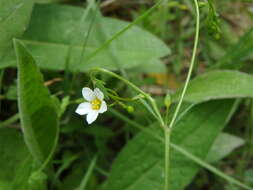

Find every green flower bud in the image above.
[164,93,171,108]
[127,106,134,113]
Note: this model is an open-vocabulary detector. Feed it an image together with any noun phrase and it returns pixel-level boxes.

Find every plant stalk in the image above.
[109,108,253,190]
[164,127,171,190]
[164,0,200,189]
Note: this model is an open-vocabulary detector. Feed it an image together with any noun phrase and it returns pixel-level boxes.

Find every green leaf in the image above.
[3,4,169,72]
[0,128,33,190]
[173,70,253,103]
[0,0,34,60]
[15,40,59,165]
[103,100,235,190]
[206,133,245,163]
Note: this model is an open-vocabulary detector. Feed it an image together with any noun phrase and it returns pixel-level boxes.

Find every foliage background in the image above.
[1,0,253,190]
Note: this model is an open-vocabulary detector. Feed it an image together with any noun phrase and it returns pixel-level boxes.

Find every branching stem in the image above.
[164,0,200,189]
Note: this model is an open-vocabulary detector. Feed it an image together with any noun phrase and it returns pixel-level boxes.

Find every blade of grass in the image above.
[51,154,80,188]
[65,0,101,94]
[75,156,97,190]
[0,113,19,128]
[159,0,169,39]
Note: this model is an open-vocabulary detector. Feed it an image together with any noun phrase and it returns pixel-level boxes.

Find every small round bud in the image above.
[127,106,134,113]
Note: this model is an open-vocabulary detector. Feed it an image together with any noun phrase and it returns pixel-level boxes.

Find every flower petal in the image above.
[94,88,104,100]
[82,87,95,101]
[99,101,107,113]
[86,110,99,124]
[75,102,91,115]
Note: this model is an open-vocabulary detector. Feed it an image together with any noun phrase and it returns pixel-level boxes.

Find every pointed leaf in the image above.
[15,40,59,164]
[207,133,245,163]
[103,100,235,190]
[173,70,253,103]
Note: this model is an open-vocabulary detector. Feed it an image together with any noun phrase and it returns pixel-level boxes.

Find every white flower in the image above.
[75,87,107,124]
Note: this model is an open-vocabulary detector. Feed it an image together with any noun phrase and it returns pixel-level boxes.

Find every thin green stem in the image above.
[66,0,100,94]
[110,108,253,190]
[160,0,169,40]
[77,0,100,67]
[0,113,19,128]
[76,156,97,190]
[168,0,200,130]
[164,132,170,190]
[164,1,200,189]
[164,127,171,190]
[95,166,109,177]
[86,0,163,62]
[170,143,253,190]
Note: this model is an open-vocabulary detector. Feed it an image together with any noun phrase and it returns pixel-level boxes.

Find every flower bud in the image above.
[127,106,134,113]
[164,93,171,108]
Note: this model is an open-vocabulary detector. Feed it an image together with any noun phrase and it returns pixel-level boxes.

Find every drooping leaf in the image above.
[103,100,235,190]
[206,133,245,163]
[2,4,169,73]
[0,0,34,61]
[173,70,253,103]
[15,40,59,164]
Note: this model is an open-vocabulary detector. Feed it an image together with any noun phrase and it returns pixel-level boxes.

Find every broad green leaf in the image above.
[0,0,34,61]
[2,4,169,72]
[206,133,245,163]
[173,70,253,103]
[0,128,33,190]
[15,40,59,164]
[103,100,235,190]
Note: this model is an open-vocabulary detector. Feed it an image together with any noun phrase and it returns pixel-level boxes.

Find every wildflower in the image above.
[76,87,107,124]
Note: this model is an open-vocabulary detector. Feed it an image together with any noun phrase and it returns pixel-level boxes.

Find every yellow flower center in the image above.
[91,98,101,110]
